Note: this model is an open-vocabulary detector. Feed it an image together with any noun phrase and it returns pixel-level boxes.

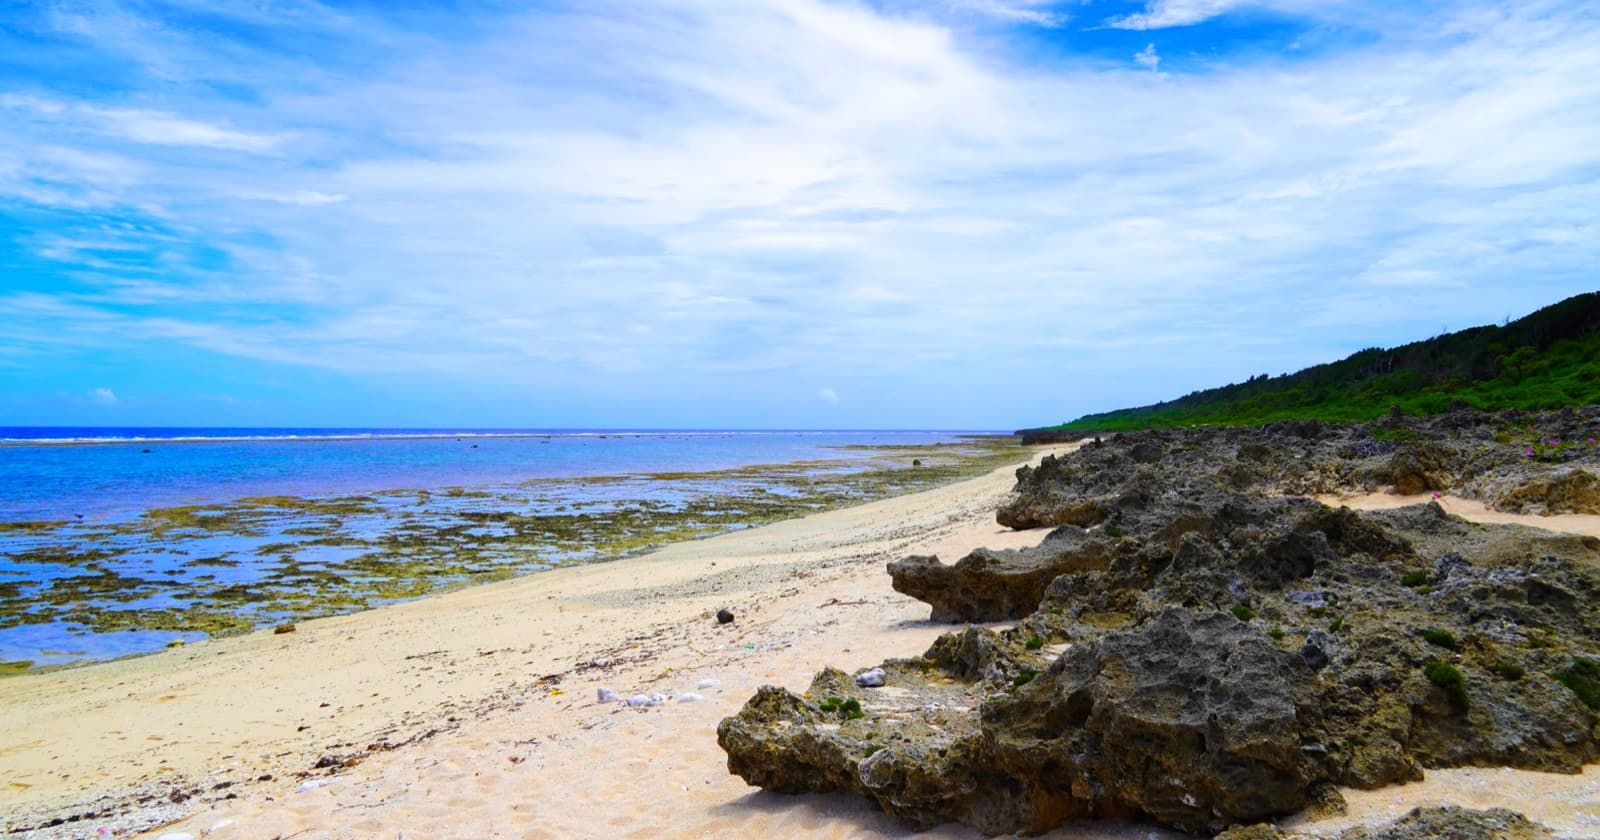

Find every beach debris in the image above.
[274,623,296,634]
[153,834,195,840]
[678,692,704,703]
[206,819,236,834]
[296,778,338,793]
[697,678,721,689]
[627,693,669,707]
[854,667,886,687]
[717,608,735,624]
[597,687,621,703]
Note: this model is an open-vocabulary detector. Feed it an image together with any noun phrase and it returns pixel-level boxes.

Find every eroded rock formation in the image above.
[720,410,1600,836]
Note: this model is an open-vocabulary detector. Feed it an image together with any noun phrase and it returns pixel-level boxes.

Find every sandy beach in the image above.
[5,455,1600,840]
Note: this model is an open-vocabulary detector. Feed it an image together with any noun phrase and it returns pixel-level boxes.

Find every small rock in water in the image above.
[274,623,296,635]
[697,678,721,689]
[678,692,704,703]
[855,667,886,687]
[716,608,735,624]
[597,687,621,703]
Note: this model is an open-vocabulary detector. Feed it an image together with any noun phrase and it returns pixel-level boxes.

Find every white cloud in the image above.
[948,0,1067,26]
[1103,0,1355,30]
[90,387,117,405]
[90,107,283,152]
[1,95,281,152]
[242,190,350,205]
[1134,43,1162,70]
[1106,0,1247,29]
[819,388,841,405]
[1,0,1598,425]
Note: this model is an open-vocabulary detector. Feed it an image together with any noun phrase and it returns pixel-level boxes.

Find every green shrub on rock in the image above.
[1421,628,1458,650]
[1493,661,1526,681]
[1556,658,1600,710]
[1424,661,1469,711]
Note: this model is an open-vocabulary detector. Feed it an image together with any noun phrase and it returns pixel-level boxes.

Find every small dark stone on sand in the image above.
[274,623,296,634]
[717,608,735,624]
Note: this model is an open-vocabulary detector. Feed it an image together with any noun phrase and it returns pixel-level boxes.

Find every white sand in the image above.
[4,460,1599,838]
[1316,490,1600,539]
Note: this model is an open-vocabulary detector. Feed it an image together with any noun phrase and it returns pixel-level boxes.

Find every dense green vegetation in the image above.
[1047,292,1600,431]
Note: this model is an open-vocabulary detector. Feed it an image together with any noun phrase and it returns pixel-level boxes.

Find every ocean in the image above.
[0,428,1015,669]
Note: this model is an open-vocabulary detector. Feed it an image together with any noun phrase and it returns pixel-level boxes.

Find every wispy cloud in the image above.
[1105,0,1250,30]
[0,0,1597,426]
[948,0,1068,27]
[1,95,282,152]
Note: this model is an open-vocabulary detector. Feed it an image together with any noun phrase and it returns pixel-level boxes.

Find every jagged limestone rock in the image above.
[1216,805,1554,839]
[887,531,1117,621]
[723,415,1600,836]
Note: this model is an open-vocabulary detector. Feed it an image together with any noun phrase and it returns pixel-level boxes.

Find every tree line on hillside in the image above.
[1046,291,1600,432]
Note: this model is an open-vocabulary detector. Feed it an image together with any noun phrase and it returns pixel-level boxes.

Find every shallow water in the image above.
[0,430,1017,669]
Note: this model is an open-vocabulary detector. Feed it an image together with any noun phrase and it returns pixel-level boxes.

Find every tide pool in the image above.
[0,430,1017,669]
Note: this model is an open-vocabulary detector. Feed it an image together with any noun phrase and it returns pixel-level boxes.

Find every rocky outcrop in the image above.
[718,611,1318,835]
[1487,468,1600,515]
[887,529,1118,621]
[1217,806,1554,839]
[999,408,1600,527]
[720,412,1600,837]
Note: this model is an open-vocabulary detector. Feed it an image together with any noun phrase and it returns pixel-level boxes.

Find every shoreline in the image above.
[5,451,1600,838]
[1,436,1024,671]
[0,445,1073,838]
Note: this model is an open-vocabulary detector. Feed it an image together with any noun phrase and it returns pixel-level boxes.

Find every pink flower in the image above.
[1525,447,1536,457]
[1547,439,1560,446]
[1432,492,1442,499]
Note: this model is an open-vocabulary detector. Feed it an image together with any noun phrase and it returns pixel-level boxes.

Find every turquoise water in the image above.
[0,427,987,522]
[0,429,1006,669]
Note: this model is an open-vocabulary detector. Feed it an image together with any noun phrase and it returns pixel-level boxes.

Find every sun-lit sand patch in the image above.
[1316,491,1600,539]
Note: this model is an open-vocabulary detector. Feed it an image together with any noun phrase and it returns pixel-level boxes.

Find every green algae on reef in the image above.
[0,436,1024,669]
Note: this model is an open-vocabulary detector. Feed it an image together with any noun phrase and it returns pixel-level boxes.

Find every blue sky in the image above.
[1,0,1597,429]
